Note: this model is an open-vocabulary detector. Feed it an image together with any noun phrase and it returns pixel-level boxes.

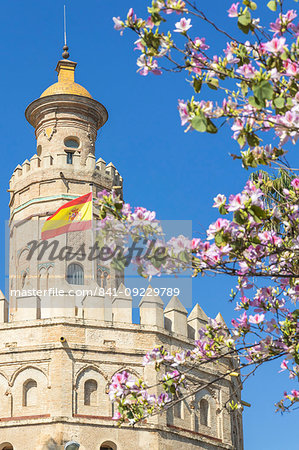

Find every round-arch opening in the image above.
[37,145,42,156]
[100,442,117,450]
[66,263,84,285]
[64,137,79,149]
[23,378,37,407]
[0,443,14,450]
[84,379,98,406]
[200,398,209,426]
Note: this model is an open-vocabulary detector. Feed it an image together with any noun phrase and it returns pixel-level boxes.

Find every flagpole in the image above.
[89,183,95,281]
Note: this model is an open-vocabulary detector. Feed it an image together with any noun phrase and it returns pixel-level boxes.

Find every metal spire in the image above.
[62,4,70,59]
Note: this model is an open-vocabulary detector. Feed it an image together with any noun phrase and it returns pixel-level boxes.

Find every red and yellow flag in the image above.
[41,192,92,240]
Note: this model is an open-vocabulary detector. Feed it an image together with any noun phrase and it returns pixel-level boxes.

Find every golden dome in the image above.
[40,59,92,99]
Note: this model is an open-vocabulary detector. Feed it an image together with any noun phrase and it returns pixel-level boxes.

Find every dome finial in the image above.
[62,5,70,59]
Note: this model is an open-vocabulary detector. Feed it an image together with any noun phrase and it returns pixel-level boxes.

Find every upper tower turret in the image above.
[25,53,108,164]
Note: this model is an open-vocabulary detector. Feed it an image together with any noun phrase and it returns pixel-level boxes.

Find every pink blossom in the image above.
[168,235,192,254]
[258,230,281,246]
[112,411,122,420]
[146,16,155,29]
[291,178,299,190]
[231,118,245,142]
[279,360,288,372]
[232,311,249,329]
[137,55,162,76]
[132,206,156,221]
[227,3,239,18]
[113,17,124,34]
[192,37,209,50]
[285,10,297,22]
[172,351,186,366]
[236,63,257,79]
[191,238,201,250]
[207,218,230,239]
[291,390,299,398]
[262,37,286,54]
[227,193,245,212]
[178,99,190,126]
[174,17,192,33]
[249,313,265,324]
[283,60,298,77]
[213,194,226,208]
[127,8,134,19]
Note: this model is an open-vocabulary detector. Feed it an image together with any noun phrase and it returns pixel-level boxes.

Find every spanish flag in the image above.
[41,192,92,240]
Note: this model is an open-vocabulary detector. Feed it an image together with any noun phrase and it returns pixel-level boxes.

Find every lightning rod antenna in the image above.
[62,4,70,59]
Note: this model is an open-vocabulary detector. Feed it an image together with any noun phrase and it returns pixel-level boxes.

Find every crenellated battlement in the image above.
[3,279,223,341]
[9,152,123,219]
[10,152,122,189]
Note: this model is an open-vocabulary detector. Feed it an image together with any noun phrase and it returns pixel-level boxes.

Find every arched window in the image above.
[100,442,116,450]
[64,138,79,149]
[200,398,209,426]
[0,443,14,450]
[23,379,37,407]
[84,379,98,406]
[67,263,84,285]
[66,151,74,165]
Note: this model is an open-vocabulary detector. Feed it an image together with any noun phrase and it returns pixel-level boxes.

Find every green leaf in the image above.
[234,210,248,225]
[219,205,228,215]
[250,2,257,10]
[248,95,265,110]
[207,78,219,90]
[237,21,250,34]
[237,133,246,148]
[253,81,273,102]
[193,78,202,93]
[273,97,285,109]
[246,133,260,147]
[191,113,207,132]
[215,233,224,247]
[206,119,218,134]
[293,309,299,318]
[238,10,252,26]
[267,0,277,11]
[250,204,267,219]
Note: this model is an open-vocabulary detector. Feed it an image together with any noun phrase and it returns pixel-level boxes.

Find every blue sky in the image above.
[0,1,298,448]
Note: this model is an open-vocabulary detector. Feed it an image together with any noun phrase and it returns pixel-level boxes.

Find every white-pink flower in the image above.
[283,60,298,77]
[262,37,286,54]
[178,99,190,126]
[113,17,124,34]
[227,3,239,18]
[127,8,134,19]
[279,359,288,372]
[213,194,226,208]
[174,17,192,33]
[236,63,257,79]
[249,313,265,324]
[291,178,299,190]
[172,351,186,366]
[227,193,245,212]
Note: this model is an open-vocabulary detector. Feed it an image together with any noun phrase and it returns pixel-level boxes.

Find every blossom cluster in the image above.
[113,0,299,167]
[99,172,299,420]
[107,0,299,424]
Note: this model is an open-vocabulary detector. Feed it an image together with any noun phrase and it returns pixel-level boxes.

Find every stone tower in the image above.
[0,50,244,449]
